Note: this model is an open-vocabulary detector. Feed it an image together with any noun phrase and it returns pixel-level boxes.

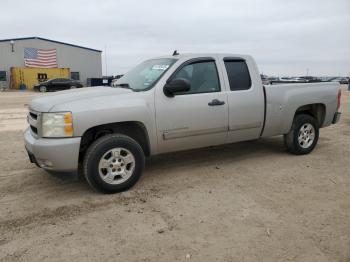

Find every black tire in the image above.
[39,86,47,92]
[83,134,145,193]
[284,114,319,155]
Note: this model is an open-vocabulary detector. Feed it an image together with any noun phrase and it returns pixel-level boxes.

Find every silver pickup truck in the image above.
[25,53,342,193]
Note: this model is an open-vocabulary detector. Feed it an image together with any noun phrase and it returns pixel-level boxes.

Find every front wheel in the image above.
[83,134,145,193]
[284,114,319,155]
[39,86,47,92]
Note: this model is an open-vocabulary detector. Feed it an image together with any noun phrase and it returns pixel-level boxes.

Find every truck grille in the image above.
[28,109,40,137]
[29,112,38,120]
[30,125,38,134]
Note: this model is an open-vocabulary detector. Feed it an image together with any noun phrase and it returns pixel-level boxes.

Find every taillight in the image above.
[337,89,341,111]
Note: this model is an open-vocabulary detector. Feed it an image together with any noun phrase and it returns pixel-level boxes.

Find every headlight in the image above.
[42,112,73,137]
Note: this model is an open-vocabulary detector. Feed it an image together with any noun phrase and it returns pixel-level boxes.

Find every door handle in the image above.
[208,99,225,106]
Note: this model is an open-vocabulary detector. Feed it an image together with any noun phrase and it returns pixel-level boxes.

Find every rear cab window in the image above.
[223,58,251,91]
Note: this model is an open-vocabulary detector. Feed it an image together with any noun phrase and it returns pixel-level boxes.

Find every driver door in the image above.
[155,58,228,153]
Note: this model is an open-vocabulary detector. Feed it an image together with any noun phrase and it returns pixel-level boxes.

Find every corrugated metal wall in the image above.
[0,38,102,89]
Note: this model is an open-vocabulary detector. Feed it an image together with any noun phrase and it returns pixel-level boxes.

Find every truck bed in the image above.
[261,82,340,137]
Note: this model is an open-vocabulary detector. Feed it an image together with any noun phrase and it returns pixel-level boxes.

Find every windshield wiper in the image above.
[115,83,132,90]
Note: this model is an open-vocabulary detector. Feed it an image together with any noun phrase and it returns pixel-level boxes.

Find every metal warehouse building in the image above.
[0,36,102,90]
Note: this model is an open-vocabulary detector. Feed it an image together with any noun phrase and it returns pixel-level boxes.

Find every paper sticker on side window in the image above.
[152,65,170,70]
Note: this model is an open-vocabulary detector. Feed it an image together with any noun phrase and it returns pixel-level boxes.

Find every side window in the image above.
[172,61,220,94]
[0,71,7,81]
[224,60,251,91]
[71,72,80,80]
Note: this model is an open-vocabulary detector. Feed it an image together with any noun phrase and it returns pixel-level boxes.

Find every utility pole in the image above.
[104,45,108,77]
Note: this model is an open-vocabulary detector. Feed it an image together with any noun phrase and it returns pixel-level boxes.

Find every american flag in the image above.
[24,48,57,68]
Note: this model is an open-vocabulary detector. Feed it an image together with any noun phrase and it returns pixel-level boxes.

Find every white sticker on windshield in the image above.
[152,65,169,70]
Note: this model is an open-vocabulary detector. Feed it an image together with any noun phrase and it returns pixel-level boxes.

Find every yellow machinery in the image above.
[10,67,70,90]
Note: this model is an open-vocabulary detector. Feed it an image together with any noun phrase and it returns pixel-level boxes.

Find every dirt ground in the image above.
[0,87,349,262]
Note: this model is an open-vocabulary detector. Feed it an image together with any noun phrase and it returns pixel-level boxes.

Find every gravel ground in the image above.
[0,87,349,262]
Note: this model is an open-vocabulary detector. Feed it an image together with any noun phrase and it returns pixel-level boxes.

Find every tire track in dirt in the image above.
[0,188,164,236]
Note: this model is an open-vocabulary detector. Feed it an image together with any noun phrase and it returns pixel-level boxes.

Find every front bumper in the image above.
[332,112,341,124]
[24,128,81,172]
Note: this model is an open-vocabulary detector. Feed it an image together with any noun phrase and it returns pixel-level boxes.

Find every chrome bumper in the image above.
[24,128,81,172]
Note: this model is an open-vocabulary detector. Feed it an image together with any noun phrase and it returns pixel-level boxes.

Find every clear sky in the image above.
[1,0,349,76]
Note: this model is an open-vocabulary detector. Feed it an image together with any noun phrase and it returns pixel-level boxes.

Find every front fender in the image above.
[51,92,157,154]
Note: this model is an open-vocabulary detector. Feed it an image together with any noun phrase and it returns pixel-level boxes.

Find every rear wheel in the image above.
[83,134,145,193]
[284,114,319,155]
[70,85,76,89]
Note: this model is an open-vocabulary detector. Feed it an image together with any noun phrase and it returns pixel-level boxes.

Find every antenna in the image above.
[172,50,179,56]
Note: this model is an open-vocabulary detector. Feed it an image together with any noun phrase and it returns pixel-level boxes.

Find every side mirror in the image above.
[163,78,191,97]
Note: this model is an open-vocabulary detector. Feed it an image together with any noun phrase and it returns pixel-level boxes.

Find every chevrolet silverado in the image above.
[25,53,342,193]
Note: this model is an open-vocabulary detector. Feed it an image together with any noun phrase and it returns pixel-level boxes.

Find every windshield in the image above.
[115,58,177,91]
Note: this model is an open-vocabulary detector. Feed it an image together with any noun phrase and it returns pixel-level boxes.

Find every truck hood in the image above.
[30,87,133,112]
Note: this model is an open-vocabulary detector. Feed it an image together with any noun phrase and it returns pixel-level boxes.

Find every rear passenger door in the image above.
[220,57,265,143]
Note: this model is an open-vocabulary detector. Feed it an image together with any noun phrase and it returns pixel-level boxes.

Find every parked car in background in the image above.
[279,77,294,81]
[328,77,349,85]
[298,76,322,83]
[270,76,302,84]
[111,75,124,87]
[291,77,307,83]
[25,53,342,193]
[267,76,279,82]
[33,78,83,92]
[260,74,270,85]
[111,78,120,87]
[271,76,322,85]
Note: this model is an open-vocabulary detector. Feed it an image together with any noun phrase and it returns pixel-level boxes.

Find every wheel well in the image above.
[79,121,150,161]
[295,104,325,126]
